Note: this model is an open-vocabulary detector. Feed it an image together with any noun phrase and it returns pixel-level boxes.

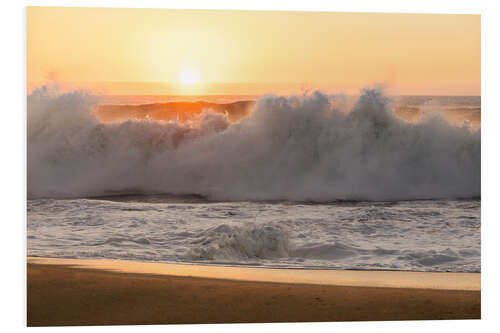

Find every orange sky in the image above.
[27,7,480,96]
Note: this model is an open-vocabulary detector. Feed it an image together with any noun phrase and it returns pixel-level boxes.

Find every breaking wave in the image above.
[27,87,480,201]
[184,224,291,261]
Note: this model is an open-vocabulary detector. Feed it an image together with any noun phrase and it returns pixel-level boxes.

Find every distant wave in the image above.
[96,100,255,123]
[27,87,480,201]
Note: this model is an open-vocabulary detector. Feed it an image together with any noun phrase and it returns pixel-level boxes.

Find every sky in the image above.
[27,7,480,95]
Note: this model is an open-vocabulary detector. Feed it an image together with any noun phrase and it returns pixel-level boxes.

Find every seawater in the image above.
[27,88,481,272]
[28,197,480,272]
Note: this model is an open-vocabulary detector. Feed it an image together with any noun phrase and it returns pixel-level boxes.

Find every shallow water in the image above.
[27,196,480,272]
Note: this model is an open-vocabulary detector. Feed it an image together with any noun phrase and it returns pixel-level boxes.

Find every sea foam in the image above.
[28,87,480,201]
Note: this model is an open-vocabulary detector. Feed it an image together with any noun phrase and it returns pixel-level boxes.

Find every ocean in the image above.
[27,88,481,272]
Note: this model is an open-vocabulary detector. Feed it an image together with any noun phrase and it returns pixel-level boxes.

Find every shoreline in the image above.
[28,257,480,291]
[27,257,480,326]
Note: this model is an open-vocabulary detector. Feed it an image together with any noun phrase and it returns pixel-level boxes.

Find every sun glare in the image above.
[179,68,200,85]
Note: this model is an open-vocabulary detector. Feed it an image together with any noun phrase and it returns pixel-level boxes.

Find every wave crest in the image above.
[27,87,480,201]
[184,224,291,261]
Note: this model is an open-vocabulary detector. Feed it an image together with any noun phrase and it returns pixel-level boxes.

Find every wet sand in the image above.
[27,257,480,326]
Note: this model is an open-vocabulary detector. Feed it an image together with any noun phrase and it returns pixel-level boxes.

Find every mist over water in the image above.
[27,87,480,201]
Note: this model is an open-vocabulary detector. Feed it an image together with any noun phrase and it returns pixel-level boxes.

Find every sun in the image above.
[179,67,200,85]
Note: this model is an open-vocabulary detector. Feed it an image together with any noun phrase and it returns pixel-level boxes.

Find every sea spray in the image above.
[28,87,480,201]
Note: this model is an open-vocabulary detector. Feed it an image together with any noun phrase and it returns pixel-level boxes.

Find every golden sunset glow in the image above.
[27,7,480,95]
[179,67,201,85]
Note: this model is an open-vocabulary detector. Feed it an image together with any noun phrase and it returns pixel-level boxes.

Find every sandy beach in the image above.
[27,257,480,326]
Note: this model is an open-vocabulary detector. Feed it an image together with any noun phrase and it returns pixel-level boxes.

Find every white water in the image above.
[27,87,481,272]
[27,197,480,272]
[27,88,480,201]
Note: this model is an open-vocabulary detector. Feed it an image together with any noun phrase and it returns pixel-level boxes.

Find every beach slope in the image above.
[27,257,480,326]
